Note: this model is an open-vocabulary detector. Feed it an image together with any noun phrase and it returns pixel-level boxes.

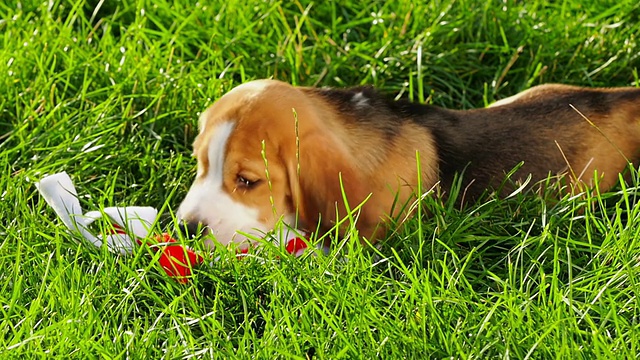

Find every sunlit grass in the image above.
[1,0,639,358]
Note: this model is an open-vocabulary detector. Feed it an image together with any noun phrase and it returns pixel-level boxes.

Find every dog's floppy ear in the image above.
[285,131,373,236]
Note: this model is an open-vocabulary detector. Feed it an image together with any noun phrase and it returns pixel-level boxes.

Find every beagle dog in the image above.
[177,79,640,248]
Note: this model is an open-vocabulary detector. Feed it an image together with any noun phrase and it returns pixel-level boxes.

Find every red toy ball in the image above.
[153,233,203,283]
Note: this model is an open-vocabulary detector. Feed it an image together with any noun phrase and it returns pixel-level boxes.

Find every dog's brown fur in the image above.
[178,80,640,245]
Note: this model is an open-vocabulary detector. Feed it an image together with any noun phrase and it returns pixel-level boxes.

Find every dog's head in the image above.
[177,79,371,249]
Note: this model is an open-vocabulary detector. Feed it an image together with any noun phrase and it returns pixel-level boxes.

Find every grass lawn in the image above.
[2,0,640,358]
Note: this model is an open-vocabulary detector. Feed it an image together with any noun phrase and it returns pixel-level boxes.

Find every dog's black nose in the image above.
[178,221,205,239]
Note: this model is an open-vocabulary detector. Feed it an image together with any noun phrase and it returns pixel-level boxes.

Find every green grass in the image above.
[2,0,640,358]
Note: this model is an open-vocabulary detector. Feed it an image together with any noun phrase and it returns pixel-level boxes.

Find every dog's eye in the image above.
[236,175,261,189]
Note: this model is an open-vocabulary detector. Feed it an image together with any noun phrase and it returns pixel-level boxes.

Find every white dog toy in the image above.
[36,172,326,282]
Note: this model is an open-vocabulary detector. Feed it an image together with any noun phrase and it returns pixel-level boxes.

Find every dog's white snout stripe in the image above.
[177,121,266,247]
